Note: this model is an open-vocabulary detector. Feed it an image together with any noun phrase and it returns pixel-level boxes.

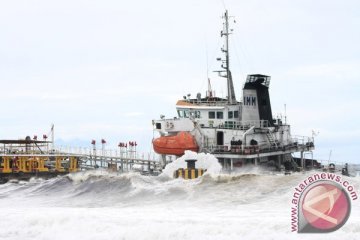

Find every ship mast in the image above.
[215,10,236,104]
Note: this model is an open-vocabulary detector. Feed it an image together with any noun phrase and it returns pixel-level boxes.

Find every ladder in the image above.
[266,131,278,148]
[285,154,299,170]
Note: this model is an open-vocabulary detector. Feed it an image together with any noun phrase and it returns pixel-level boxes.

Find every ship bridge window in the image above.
[184,110,190,118]
[195,111,201,118]
[228,111,233,119]
[234,111,239,118]
[217,111,223,119]
[209,111,215,119]
[188,111,201,119]
[178,109,191,118]
[177,110,184,118]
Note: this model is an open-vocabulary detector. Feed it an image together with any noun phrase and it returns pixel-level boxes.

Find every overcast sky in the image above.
[0,0,359,163]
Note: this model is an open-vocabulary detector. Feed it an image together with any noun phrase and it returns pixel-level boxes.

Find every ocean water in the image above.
[0,152,359,240]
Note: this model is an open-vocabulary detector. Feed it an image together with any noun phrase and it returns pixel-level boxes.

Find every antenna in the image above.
[207,78,213,98]
[214,10,236,104]
[284,104,287,124]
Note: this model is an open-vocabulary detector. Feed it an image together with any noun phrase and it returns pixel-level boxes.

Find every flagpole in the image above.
[51,124,55,151]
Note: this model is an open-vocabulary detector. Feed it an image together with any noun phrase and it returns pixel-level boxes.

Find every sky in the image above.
[0,0,359,163]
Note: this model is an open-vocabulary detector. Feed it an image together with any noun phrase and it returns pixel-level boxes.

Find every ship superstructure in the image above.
[152,10,316,172]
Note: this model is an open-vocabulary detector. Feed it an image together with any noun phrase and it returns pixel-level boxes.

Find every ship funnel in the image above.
[241,74,273,127]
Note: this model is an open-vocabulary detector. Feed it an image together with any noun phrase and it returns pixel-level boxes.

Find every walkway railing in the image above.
[204,140,314,155]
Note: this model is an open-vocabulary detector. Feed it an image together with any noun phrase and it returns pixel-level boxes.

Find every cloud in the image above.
[0,0,359,163]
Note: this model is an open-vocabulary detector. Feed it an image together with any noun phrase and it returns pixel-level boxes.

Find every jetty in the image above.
[0,136,162,183]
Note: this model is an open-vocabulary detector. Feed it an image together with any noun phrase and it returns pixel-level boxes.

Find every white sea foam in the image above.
[0,155,359,240]
[161,150,222,178]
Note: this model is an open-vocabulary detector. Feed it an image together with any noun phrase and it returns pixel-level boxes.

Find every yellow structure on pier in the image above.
[0,138,80,183]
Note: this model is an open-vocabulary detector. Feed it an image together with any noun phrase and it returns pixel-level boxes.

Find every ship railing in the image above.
[218,120,270,130]
[205,140,314,155]
[206,145,263,154]
[185,99,230,106]
[205,145,230,152]
[292,135,314,147]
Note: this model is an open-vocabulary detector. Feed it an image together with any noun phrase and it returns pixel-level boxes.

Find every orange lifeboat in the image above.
[153,131,199,156]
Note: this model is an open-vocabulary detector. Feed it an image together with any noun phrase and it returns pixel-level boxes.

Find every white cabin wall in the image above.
[274,125,292,145]
[154,118,194,134]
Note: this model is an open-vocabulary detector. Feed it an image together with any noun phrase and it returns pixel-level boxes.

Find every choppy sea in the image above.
[0,152,359,240]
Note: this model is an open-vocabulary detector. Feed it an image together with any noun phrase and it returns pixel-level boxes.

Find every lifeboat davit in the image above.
[153,131,199,156]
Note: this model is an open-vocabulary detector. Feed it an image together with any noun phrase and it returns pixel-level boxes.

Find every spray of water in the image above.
[0,152,359,240]
[161,150,222,178]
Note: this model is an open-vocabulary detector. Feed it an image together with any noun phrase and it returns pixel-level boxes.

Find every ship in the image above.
[152,10,319,173]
